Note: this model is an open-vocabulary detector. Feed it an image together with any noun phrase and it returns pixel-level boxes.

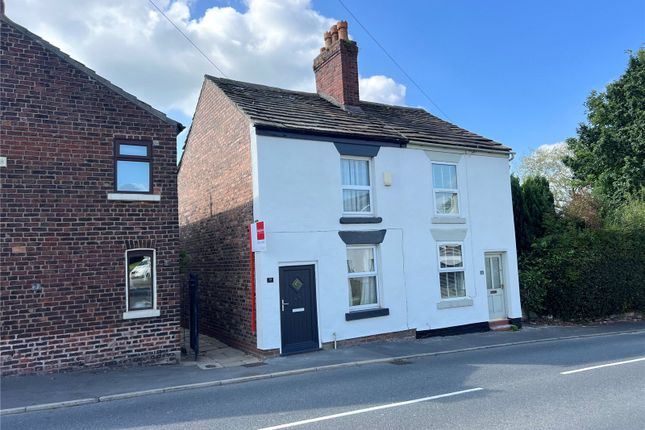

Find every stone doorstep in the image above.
[489,319,513,331]
[489,324,513,331]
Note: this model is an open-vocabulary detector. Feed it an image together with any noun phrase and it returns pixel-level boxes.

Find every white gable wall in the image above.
[252,133,520,351]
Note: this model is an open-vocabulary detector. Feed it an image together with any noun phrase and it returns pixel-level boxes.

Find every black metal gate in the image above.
[189,273,199,361]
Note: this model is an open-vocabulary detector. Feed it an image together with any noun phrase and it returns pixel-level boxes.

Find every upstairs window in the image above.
[115,141,152,193]
[341,157,372,214]
[432,163,459,215]
[438,243,466,299]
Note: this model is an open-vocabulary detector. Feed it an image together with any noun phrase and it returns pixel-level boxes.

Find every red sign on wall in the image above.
[250,221,266,252]
[256,221,265,241]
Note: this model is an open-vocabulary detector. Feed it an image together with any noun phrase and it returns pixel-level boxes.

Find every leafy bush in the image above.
[520,227,645,320]
[518,262,548,318]
[563,188,603,229]
[606,189,645,231]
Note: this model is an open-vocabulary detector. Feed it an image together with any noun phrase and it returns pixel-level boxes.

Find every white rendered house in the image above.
[178,21,521,355]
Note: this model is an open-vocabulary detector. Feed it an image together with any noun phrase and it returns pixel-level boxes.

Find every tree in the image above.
[510,175,556,256]
[522,176,556,241]
[565,49,645,205]
[518,142,574,209]
[511,175,530,255]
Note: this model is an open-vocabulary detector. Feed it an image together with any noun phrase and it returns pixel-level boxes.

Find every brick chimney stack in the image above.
[313,20,360,107]
[1,0,5,16]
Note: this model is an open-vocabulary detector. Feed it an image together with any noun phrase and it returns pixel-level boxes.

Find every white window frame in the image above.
[437,241,467,300]
[341,156,374,216]
[432,162,460,216]
[123,248,160,319]
[346,245,380,311]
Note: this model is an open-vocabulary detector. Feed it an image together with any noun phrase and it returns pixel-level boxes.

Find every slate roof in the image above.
[207,76,509,152]
[1,15,184,133]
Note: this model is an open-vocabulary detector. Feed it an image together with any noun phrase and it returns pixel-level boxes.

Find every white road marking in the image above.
[258,387,483,430]
[561,357,645,375]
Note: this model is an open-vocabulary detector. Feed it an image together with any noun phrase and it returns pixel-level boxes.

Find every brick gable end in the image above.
[178,80,258,352]
[1,18,180,374]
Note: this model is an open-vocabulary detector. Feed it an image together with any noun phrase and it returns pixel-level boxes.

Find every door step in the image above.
[488,320,512,331]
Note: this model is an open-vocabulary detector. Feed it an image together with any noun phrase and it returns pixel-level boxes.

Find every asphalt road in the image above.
[3,330,644,430]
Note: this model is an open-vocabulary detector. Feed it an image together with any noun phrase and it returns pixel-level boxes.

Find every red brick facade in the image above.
[178,80,257,353]
[313,39,360,107]
[1,16,182,375]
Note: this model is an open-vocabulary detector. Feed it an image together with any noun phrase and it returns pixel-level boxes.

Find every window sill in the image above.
[108,193,161,202]
[436,298,473,310]
[431,216,466,224]
[123,309,160,320]
[345,308,389,321]
[340,216,383,224]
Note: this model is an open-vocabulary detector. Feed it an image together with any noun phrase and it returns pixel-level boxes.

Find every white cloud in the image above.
[359,75,407,105]
[6,0,407,118]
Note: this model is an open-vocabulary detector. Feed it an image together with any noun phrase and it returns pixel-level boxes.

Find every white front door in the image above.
[485,253,507,320]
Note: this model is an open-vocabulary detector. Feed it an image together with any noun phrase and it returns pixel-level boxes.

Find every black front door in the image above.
[279,265,319,355]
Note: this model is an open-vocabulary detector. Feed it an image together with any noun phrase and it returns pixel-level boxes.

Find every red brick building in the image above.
[177,77,256,353]
[1,6,184,375]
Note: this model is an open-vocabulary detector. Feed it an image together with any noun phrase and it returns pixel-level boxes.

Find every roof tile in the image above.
[207,76,509,152]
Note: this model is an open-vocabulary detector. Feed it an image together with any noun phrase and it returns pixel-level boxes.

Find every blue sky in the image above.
[179,0,644,165]
[10,0,642,166]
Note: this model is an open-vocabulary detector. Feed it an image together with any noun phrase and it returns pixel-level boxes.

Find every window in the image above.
[115,141,152,193]
[438,243,466,299]
[125,249,156,312]
[432,163,459,215]
[346,246,379,309]
[341,157,372,214]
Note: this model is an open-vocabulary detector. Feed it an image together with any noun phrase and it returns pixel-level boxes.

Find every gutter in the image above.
[408,141,511,156]
[254,124,408,147]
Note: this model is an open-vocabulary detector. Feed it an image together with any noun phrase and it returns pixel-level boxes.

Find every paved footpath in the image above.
[1,321,643,415]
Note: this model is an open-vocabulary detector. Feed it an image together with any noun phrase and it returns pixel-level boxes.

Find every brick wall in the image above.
[0,18,181,374]
[178,80,257,352]
[313,39,360,106]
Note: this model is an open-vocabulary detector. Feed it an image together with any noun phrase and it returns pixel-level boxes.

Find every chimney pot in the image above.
[330,24,339,43]
[324,31,332,48]
[337,21,348,40]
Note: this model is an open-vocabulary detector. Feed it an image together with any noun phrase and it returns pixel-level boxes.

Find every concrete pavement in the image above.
[1,321,643,415]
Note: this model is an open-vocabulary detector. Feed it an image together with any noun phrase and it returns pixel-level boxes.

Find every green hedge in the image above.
[520,227,645,320]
